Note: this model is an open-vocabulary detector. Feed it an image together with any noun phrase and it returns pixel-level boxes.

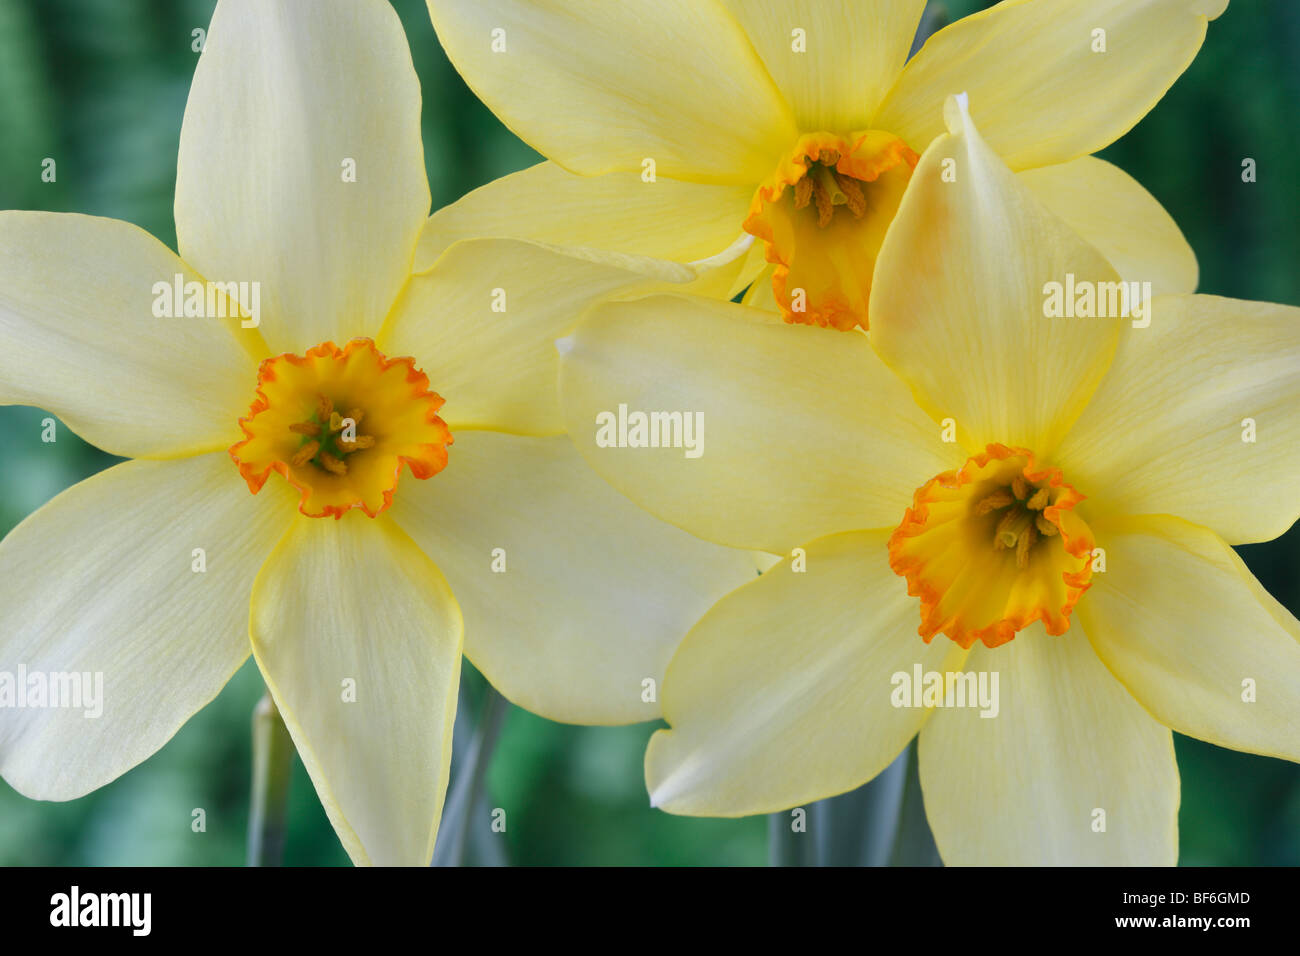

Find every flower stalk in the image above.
[247,691,295,867]
[431,681,511,867]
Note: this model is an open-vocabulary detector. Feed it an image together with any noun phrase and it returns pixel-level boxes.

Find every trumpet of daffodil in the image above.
[555,95,1300,865]
[424,0,1223,331]
[0,0,755,866]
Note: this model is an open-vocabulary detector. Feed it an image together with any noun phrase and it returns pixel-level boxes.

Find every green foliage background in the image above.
[0,0,1296,865]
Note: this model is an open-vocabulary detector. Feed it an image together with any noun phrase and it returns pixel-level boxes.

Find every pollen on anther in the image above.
[291,440,320,467]
[319,451,348,476]
[975,489,1014,515]
[1016,525,1038,569]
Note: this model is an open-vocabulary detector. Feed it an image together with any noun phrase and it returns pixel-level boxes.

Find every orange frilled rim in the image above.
[228,338,451,519]
[742,129,919,332]
[887,443,1095,649]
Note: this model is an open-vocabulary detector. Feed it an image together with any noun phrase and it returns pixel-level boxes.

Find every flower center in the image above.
[888,444,1095,649]
[229,338,451,518]
[743,130,918,332]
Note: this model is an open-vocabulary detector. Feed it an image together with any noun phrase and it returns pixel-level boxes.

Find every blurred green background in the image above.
[0,0,1296,865]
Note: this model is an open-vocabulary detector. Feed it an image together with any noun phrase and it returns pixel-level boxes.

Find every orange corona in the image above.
[889,444,1095,649]
[230,338,451,518]
[744,130,918,331]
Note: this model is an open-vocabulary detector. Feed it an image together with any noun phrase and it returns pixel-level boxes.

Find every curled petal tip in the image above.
[943,91,971,135]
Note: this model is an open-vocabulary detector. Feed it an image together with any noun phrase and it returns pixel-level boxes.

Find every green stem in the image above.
[768,807,816,866]
[888,739,943,866]
[767,744,914,866]
[909,1,950,58]
[816,746,909,866]
[431,682,510,867]
[247,691,294,867]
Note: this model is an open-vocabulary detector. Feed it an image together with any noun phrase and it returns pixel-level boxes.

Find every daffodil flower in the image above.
[425,0,1222,330]
[0,0,754,866]
[556,97,1300,864]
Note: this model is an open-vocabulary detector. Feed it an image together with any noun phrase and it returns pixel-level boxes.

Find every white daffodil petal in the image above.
[1080,514,1300,763]
[425,0,798,184]
[381,238,696,436]
[919,626,1180,865]
[558,294,952,554]
[176,0,430,352]
[0,212,261,458]
[1018,157,1198,296]
[869,96,1121,458]
[646,530,967,816]
[1054,294,1300,545]
[250,514,463,867]
[390,432,757,725]
[415,162,754,273]
[721,0,926,131]
[0,453,294,800]
[877,0,1225,167]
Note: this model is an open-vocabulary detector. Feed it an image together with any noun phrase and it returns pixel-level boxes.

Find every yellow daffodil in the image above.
[0,0,755,866]
[426,0,1223,330]
[556,97,1300,865]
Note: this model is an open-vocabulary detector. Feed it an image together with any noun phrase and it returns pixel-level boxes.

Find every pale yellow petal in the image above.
[390,432,757,725]
[1080,514,1300,763]
[0,454,294,799]
[869,96,1121,458]
[425,0,798,184]
[415,161,753,273]
[1018,157,1198,295]
[381,238,697,436]
[646,530,967,815]
[557,294,952,554]
[876,0,1226,168]
[0,212,262,458]
[1055,294,1300,544]
[719,0,926,131]
[176,0,430,352]
[250,514,462,867]
[918,624,1180,865]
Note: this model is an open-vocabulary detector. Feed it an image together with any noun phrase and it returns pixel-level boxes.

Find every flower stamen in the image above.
[744,129,919,330]
[888,444,1095,648]
[230,338,451,518]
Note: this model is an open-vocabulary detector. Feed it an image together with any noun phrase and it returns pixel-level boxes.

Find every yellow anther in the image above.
[318,451,348,476]
[1011,475,1028,500]
[339,434,376,451]
[289,422,320,436]
[834,171,868,219]
[316,394,334,421]
[793,175,813,210]
[291,440,320,467]
[1035,513,1059,537]
[1026,487,1050,510]
[813,177,834,227]
[1016,525,1038,569]
[329,411,345,433]
[975,490,1014,515]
